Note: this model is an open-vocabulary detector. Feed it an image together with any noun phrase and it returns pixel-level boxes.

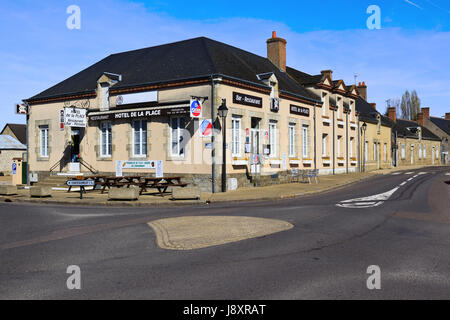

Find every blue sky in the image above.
[1,0,449,130]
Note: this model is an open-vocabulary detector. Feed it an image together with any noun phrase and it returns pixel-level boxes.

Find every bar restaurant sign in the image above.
[64,107,87,127]
[290,105,310,117]
[233,92,263,108]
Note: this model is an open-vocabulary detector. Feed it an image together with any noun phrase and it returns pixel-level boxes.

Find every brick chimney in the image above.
[421,107,430,119]
[357,82,367,101]
[321,70,333,82]
[370,103,377,111]
[267,31,287,72]
[446,113,450,120]
[388,107,397,123]
[417,112,424,126]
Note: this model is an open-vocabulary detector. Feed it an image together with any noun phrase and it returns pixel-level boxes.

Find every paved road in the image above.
[0,167,449,299]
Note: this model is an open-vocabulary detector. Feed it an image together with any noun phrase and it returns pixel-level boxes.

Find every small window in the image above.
[288,124,296,157]
[337,136,342,157]
[269,121,277,158]
[322,134,328,157]
[170,117,186,157]
[384,143,387,161]
[100,122,112,157]
[232,117,241,157]
[302,125,309,158]
[39,125,49,157]
[401,144,405,159]
[350,138,354,158]
[132,120,147,157]
[423,145,426,159]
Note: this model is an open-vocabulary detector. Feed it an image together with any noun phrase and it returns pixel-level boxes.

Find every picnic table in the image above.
[99,176,143,194]
[137,176,187,197]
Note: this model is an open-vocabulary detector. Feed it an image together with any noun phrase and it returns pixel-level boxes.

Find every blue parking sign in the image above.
[12,163,17,175]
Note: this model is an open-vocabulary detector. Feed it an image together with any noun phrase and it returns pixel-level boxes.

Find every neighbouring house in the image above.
[354,82,393,172]
[0,135,27,175]
[23,33,359,192]
[387,108,441,167]
[0,123,26,145]
[417,108,450,165]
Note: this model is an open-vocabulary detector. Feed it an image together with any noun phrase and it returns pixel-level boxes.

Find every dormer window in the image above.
[322,92,327,116]
[100,83,110,111]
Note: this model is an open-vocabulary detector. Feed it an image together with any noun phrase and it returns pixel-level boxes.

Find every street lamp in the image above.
[361,122,367,172]
[218,99,229,192]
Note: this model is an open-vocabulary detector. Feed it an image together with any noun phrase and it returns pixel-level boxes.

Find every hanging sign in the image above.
[190,99,202,118]
[290,105,310,117]
[64,107,87,127]
[15,104,28,115]
[200,119,213,137]
[233,92,263,108]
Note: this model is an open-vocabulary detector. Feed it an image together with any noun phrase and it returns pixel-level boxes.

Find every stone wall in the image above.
[0,150,26,175]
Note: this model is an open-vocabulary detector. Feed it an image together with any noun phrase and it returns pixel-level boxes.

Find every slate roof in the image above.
[394,118,441,141]
[0,135,27,150]
[27,37,320,104]
[286,67,324,86]
[355,96,393,127]
[0,123,26,145]
[429,117,450,136]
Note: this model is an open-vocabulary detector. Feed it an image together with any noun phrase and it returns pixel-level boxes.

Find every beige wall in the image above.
[359,122,392,172]
[0,150,25,175]
[397,137,441,167]
[28,80,359,180]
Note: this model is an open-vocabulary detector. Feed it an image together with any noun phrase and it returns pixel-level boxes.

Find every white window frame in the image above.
[40,125,49,158]
[269,121,277,158]
[322,93,327,116]
[288,124,296,157]
[170,117,186,158]
[337,136,342,157]
[302,125,309,158]
[350,138,354,158]
[232,116,241,157]
[322,134,328,157]
[373,142,377,161]
[401,144,405,159]
[384,143,387,161]
[132,120,147,158]
[100,122,112,157]
[365,141,369,162]
[419,144,422,159]
[423,145,426,159]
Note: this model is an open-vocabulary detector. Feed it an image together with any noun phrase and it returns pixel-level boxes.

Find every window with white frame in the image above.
[322,134,328,157]
[373,142,377,161]
[401,144,405,159]
[365,141,369,162]
[322,93,327,116]
[302,125,309,158]
[337,136,342,157]
[288,124,296,157]
[170,117,186,157]
[232,116,241,157]
[132,120,147,157]
[350,138,354,157]
[100,122,112,157]
[419,144,422,159]
[423,145,426,158]
[337,97,342,118]
[39,125,49,157]
[269,121,277,158]
[436,146,439,159]
[384,143,387,161]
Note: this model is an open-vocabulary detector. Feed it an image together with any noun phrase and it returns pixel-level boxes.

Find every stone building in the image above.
[1,123,26,145]
[0,135,26,175]
[387,108,441,167]
[418,108,450,165]
[23,33,358,192]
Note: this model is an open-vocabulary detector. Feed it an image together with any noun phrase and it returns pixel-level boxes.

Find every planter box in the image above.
[0,185,18,196]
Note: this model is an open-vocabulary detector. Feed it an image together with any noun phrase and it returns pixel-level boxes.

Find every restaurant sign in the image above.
[122,161,157,169]
[89,106,189,122]
[233,92,263,108]
[290,105,310,117]
[64,107,87,127]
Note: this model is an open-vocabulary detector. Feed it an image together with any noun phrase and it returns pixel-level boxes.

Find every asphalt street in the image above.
[0,166,449,299]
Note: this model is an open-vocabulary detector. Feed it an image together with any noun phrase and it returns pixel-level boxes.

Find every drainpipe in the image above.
[313,103,317,171]
[210,76,216,194]
[333,106,335,175]
[346,110,349,174]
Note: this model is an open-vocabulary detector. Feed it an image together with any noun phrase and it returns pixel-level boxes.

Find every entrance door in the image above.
[250,118,261,174]
[71,129,81,162]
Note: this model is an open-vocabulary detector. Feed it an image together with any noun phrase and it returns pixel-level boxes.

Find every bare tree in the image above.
[410,90,421,121]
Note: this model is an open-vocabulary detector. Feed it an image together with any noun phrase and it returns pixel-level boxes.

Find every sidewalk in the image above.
[0,165,443,207]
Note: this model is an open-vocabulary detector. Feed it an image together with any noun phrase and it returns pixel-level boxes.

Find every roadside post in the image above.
[67,179,95,199]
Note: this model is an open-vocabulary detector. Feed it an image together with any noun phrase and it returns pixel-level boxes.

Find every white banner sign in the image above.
[64,107,87,127]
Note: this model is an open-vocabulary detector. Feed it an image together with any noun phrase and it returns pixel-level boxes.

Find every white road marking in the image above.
[446,173,450,176]
[418,172,427,175]
[392,172,402,175]
[405,172,414,175]
[400,182,406,186]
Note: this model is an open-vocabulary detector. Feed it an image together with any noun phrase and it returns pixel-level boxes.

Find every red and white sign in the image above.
[190,99,202,118]
[200,119,213,137]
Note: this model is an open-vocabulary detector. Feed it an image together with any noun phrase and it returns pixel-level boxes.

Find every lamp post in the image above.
[218,99,229,192]
[361,122,367,172]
